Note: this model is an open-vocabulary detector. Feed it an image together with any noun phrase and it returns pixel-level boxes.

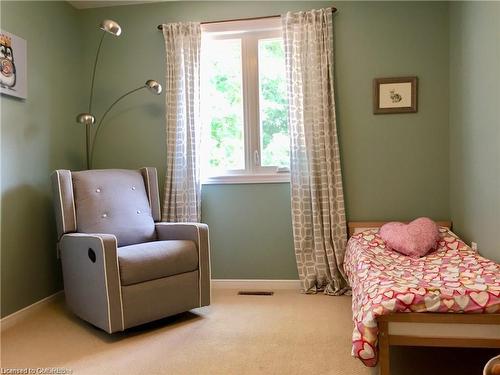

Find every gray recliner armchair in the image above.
[51,168,210,333]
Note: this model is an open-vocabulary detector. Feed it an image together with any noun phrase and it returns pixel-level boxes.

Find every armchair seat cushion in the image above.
[118,240,198,286]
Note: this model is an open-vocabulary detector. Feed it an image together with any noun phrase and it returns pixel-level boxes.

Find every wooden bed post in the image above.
[379,320,390,375]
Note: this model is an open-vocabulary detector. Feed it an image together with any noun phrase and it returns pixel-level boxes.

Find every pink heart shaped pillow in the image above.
[379,217,440,257]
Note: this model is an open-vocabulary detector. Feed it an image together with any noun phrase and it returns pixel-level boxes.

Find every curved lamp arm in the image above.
[89,80,162,167]
[81,20,122,169]
[89,20,122,113]
[88,31,106,113]
[89,86,144,166]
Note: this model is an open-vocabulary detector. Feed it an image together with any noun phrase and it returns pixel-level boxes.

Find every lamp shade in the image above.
[145,80,162,95]
[99,19,122,36]
[76,113,95,125]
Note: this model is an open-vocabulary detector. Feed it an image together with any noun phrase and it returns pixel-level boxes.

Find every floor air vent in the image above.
[238,290,274,296]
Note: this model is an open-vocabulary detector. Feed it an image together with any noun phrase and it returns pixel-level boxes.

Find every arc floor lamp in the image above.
[76,19,162,169]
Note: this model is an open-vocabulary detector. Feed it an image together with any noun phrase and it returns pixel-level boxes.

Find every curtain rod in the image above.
[157,7,337,30]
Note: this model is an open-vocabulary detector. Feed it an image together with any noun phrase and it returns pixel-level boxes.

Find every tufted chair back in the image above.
[52,168,161,247]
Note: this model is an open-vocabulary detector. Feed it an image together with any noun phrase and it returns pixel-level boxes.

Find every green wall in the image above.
[449,2,500,261]
[202,184,297,279]
[0,2,85,317]
[336,2,450,221]
[1,1,455,316]
[79,1,450,279]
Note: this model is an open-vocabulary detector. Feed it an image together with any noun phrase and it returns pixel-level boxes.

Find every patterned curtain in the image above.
[162,22,201,222]
[282,9,349,295]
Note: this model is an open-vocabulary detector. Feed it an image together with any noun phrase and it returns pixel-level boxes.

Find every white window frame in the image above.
[201,19,290,185]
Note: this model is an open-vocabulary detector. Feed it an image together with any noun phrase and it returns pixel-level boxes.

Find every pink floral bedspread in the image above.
[344,227,500,367]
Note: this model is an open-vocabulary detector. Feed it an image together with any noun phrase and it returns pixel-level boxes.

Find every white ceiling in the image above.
[67,0,166,9]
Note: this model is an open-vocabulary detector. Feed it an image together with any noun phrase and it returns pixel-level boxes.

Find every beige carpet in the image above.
[1,289,496,375]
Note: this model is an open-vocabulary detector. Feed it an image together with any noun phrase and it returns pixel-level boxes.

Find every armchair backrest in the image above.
[51,168,161,247]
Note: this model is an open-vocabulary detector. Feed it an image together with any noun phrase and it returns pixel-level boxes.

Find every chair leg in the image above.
[379,321,390,375]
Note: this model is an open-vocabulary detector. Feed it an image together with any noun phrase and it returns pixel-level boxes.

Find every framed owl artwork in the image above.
[1,30,27,99]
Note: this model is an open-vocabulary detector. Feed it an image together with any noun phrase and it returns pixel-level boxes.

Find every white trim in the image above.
[196,225,202,307]
[144,168,152,207]
[68,171,77,230]
[55,170,66,233]
[207,228,212,303]
[96,236,112,333]
[201,17,281,36]
[61,233,120,332]
[111,235,125,331]
[0,291,63,332]
[142,167,161,221]
[153,168,161,219]
[201,26,290,183]
[211,279,301,290]
[202,173,290,185]
[242,32,253,175]
[156,222,203,226]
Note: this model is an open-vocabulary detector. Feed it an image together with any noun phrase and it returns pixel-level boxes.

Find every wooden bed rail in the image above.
[377,313,500,375]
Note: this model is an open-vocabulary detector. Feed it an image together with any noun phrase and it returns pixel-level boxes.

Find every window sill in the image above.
[202,173,290,185]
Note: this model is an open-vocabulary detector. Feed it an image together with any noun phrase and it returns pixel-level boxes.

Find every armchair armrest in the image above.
[59,233,124,333]
[155,223,211,306]
[155,222,208,241]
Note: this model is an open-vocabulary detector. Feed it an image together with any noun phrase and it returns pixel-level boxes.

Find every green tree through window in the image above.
[259,39,289,168]
[203,39,244,171]
[201,34,290,178]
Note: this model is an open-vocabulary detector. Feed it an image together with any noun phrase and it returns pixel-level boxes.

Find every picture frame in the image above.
[1,29,27,99]
[373,76,417,114]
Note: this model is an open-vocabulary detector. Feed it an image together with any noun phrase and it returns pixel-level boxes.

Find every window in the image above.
[201,19,289,184]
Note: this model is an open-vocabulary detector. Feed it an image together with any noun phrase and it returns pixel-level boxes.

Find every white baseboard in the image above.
[211,279,301,290]
[0,290,63,332]
[0,281,300,330]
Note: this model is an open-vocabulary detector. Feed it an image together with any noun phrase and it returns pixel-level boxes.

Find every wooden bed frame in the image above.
[347,221,500,375]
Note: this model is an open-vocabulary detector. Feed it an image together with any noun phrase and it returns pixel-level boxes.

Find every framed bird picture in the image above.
[373,76,417,114]
[1,30,27,99]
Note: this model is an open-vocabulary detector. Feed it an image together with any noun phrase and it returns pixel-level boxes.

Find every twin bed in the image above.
[344,221,500,375]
